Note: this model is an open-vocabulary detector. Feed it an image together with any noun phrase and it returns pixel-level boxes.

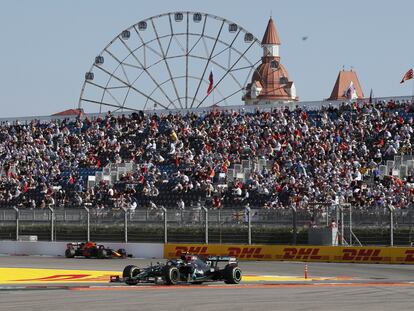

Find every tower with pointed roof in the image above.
[243,17,297,105]
[328,69,364,100]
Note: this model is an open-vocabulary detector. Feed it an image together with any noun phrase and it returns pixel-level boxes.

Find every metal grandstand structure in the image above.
[79,11,264,112]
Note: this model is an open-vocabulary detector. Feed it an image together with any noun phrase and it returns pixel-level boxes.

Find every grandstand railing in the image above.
[1,95,412,123]
[1,206,413,246]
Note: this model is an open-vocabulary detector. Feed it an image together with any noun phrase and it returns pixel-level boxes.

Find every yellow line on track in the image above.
[0,268,119,284]
[0,268,350,284]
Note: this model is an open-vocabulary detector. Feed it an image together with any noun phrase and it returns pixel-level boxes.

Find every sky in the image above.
[0,0,413,117]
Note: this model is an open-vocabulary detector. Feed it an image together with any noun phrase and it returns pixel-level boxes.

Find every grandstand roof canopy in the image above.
[52,108,84,116]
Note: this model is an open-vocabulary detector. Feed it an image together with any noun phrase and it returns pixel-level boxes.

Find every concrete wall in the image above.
[0,241,163,258]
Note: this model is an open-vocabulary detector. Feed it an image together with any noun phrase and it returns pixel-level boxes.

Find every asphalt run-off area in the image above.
[0,256,414,311]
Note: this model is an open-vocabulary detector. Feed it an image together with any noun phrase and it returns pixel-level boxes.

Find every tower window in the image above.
[280,77,288,84]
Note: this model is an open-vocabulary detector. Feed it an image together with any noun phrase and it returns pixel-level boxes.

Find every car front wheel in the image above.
[165,266,180,285]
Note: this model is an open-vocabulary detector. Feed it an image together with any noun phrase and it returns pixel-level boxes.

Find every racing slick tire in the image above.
[97,248,108,259]
[223,265,242,284]
[122,265,141,278]
[165,266,180,285]
[65,248,76,258]
[122,265,140,286]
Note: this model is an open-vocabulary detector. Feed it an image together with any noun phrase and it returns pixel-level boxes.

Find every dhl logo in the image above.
[282,248,322,260]
[404,250,414,262]
[173,246,210,257]
[227,247,264,259]
[341,249,383,261]
[173,246,265,259]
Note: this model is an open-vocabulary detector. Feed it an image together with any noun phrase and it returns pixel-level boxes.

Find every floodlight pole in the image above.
[290,206,297,245]
[13,207,19,241]
[161,207,167,243]
[246,207,251,245]
[202,207,209,244]
[388,205,395,247]
[84,206,90,242]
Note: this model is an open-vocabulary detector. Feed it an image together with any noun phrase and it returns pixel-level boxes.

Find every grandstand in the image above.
[1,98,414,214]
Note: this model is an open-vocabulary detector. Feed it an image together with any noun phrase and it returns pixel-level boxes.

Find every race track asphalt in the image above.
[1,256,414,311]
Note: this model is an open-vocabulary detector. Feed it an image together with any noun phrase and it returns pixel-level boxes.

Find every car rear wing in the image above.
[206,256,238,263]
[66,242,82,248]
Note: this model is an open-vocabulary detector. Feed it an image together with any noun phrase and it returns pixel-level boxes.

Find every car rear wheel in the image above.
[165,266,180,285]
[65,248,75,258]
[224,265,242,284]
[97,248,108,259]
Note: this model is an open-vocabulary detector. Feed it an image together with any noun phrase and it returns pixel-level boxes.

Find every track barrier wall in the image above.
[0,241,164,258]
[2,241,414,264]
[164,244,414,264]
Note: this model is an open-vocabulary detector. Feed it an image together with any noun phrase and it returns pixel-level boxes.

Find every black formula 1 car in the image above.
[65,242,130,259]
[110,254,242,285]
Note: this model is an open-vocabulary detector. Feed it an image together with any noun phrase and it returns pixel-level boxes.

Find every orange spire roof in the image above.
[261,17,280,45]
[328,70,364,100]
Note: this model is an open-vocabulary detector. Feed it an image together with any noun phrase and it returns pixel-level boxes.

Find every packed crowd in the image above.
[1,99,414,211]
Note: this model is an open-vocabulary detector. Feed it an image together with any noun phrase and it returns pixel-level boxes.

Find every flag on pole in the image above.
[369,88,373,104]
[400,68,413,84]
[207,69,214,95]
[344,81,358,100]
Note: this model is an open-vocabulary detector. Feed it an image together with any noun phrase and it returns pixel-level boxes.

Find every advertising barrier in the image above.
[164,244,414,264]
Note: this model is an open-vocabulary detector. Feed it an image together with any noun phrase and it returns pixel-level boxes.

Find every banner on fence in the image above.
[164,244,414,264]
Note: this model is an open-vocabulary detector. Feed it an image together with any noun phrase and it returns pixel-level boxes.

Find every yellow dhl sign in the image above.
[164,244,414,264]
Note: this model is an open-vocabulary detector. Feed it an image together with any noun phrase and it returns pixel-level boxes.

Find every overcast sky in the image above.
[0,0,413,117]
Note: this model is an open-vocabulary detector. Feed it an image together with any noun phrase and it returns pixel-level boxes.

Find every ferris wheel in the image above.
[79,11,263,112]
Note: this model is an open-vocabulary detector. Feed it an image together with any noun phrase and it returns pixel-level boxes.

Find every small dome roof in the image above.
[251,59,291,99]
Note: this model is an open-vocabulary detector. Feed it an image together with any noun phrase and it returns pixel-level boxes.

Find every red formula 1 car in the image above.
[65,242,130,259]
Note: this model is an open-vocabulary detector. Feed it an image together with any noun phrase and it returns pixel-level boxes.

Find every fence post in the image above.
[84,206,90,241]
[13,207,19,241]
[218,209,222,244]
[388,205,395,246]
[340,206,345,245]
[48,207,54,241]
[246,206,251,245]
[161,207,167,243]
[202,207,208,244]
[122,207,128,243]
[349,204,352,245]
[290,206,297,245]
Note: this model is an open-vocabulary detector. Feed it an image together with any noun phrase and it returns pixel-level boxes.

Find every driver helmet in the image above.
[180,252,193,262]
